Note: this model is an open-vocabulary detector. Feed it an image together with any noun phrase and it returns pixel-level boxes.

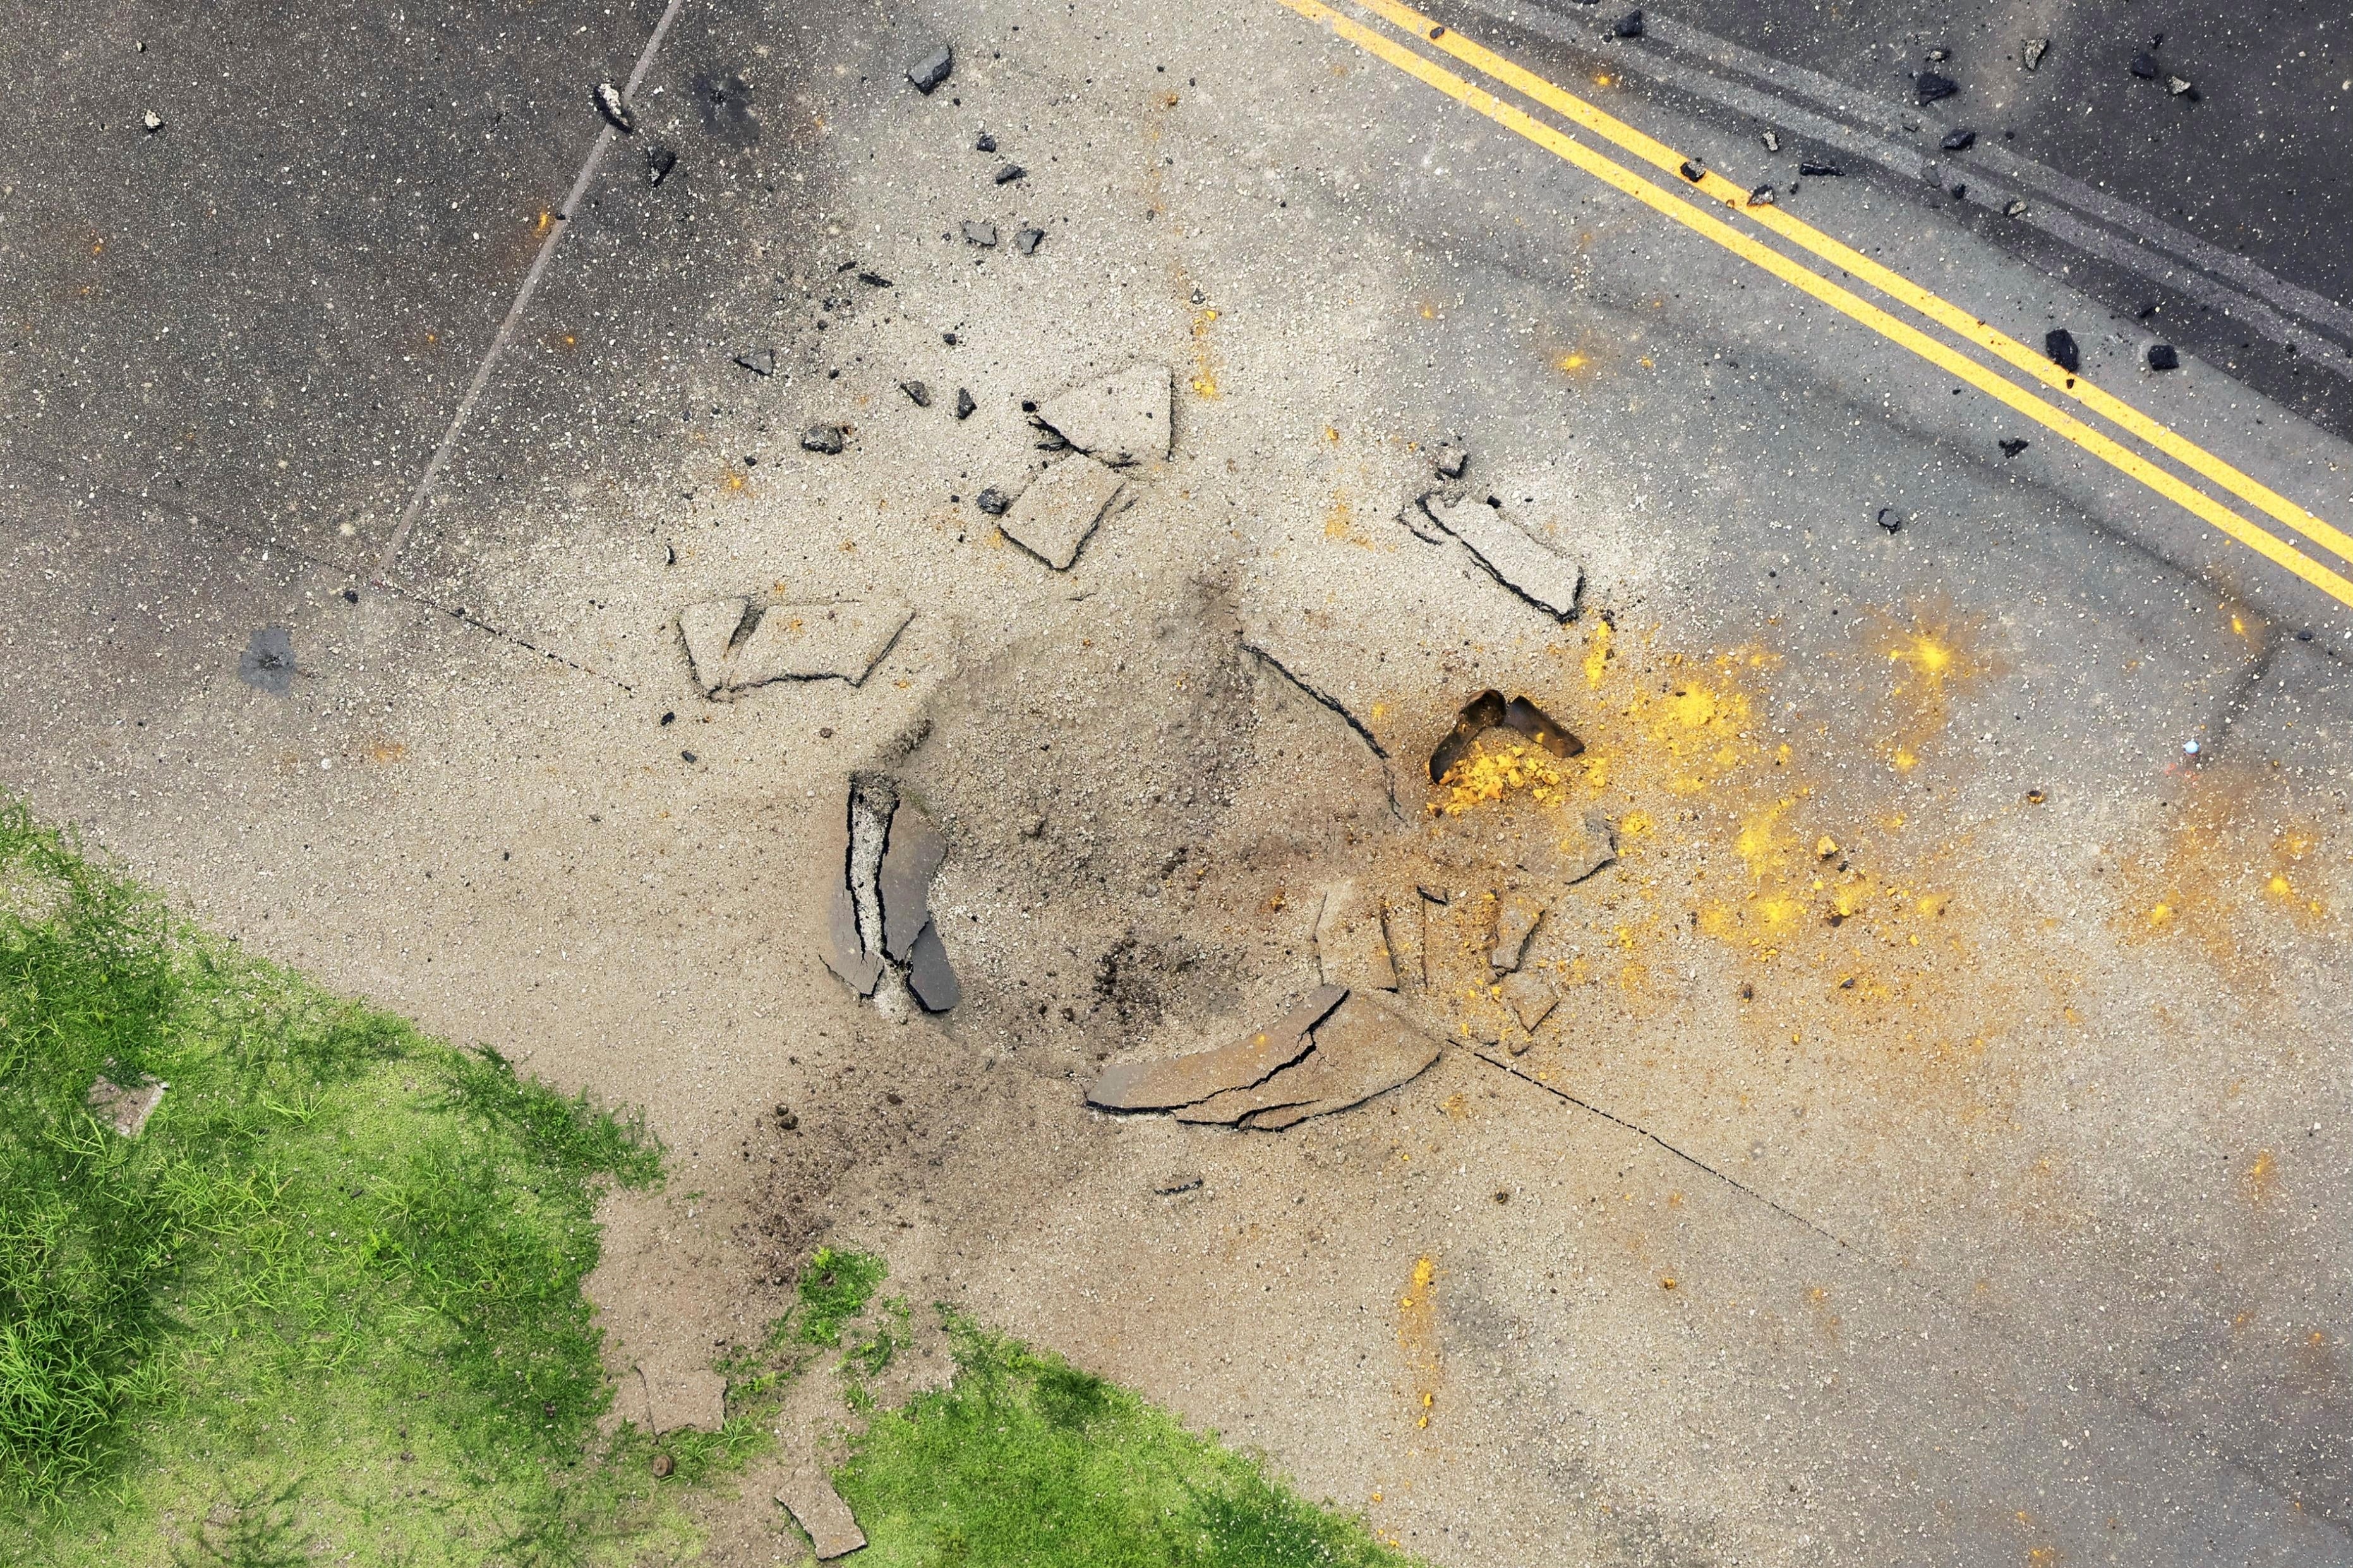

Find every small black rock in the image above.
[2129,54,2159,80]
[1941,126,1976,152]
[1875,506,1903,534]
[1613,10,1644,38]
[341,587,359,604]
[975,131,997,153]
[994,164,1026,185]
[1917,71,1958,105]
[801,425,846,454]
[1013,227,1044,254]
[2044,328,2080,373]
[901,380,932,407]
[857,270,894,287]
[954,387,977,420]
[1798,160,1843,177]
[1999,438,2030,458]
[942,331,958,345]
[976,486,1011,515]
[2146,343,2180,371]
[661,711,676,726]
[680,750,697,763]
[908,44,953,95]
[646,146,677,185]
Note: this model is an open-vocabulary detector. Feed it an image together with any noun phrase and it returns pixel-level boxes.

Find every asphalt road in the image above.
[3,2,2349,1564]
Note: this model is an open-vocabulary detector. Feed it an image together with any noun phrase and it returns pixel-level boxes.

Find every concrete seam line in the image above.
[1294,0,2353,607]
[376,0,690,585]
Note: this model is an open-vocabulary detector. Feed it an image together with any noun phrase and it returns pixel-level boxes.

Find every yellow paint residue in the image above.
[1433,743,1573,815]
[1397,1255,1441,1431]
[1584,618,1614,688]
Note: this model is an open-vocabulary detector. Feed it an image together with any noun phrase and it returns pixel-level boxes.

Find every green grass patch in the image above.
[794,1246,889,1348]
[0,799,726,1564]
[833,1317,1416,1568]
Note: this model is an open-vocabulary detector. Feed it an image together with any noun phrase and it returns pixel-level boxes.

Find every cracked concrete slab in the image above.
[998,453,1126,570]
[778,1471,867,1560]
[1417,493,1586,622]
[1088,986,1346,1112]
[1175,992,1442,1129]
[1032,361,1173,465]
[1315,878,1397,992]
[682,598,913,695]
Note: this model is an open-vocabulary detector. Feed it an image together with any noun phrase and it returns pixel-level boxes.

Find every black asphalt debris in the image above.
[735,348,776,377]
[1747,183,1776,206]
[2000,438,2031,458]
[593,82,635,133]
[1678,159,1704,182]
[2130,54,2159,80]
[1941,127,1976,152]
[1917,72,1958,105]
[908,44,953,95]
[1613,11,1644,39]
[1798,160,1843,177]
[975,131,997,152]
[961,220,998,247]
[955,388,977,420]
[857,270,894,288]
[976,486,1011,515]
[994,164,1026,185]
[2146,344,2181,371]
[2044,328,2081,373]
[901,380,932,407]
[646,145,677,186]
[802,426,846,455]
[1013,227,1044,254]
[2023,38,2049,72]
[1876,506,1903,534]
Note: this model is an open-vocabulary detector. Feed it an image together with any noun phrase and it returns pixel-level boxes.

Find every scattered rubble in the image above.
[1876,506,1903,534]
[2129,54,2158,81]
[2166,76,2195,99]
[2022,38,2049,71]
[1760,129,1781,153]
[141,109,163,134]
[735,348,776,377]
[954,388,977,420]
[1798,160,1843,177]
[1613,11,1644,40]
[2000,438,2031,458]
[962,220,998,247]
[1412,495,1584,622]
[680,596,913,694]
[779,1473,868,1560]
[646,145,677,185]
[1500,972,1557,1032]
[1315,880,1399,992]
[1941,127,1976,152]
[594,82,635,133]
[1172,993,1441,1130]
[999,453,1124,570]
[907,44,953,95]
[87,1073,166,1137]
[1030,362,1173,465]
[901,379,932,407]
[1428,690,1582,783]
[238,626,296,694]
[975,485,1012,515]
[2004,198,2029,218]
[975,131,997,153]
[1916,71,1958,105]
[644,1366,725,1433]
[2146,344,2180,371]
[819,775,960,1012]
[1747,184,1776,206]
[1678,159,1705,183]
[1013,226,1045,254]
[994,164,1026,184]
[2043,328,2080,373]
[1088,986,1343,1111]
[802,424,846,453]
[1489,893,1545,972]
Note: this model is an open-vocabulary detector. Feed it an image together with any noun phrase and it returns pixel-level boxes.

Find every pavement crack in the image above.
[1241,640,1400,817]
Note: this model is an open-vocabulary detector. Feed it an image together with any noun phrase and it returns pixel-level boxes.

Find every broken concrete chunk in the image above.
[2165,76,2194,98]
[680,598,750,694]
[2004,198,2029,218]
[961,220,998,247]
[1999,437,2031,458]
[820,784,884,997]
[1000,453,1123,570]
[1433,443,1467,479]
[1747,183,1776,206]
[1013,226,1044,254]
[141,109,163,134]
[644,1366,725,1433]
[975,486,1012,515]
[802,425,846,454]
[975,131,997,153]
[1184,993,1441,1130]
[87,1074,166,1138]
[878,801,947,962]
[907,44,953,95]
[901,379,932,407]
[1501,972,1558,1031]
[1088,986,1345,1111]
[2022,38,2049,71]
[1760,129,1781,153]
[735,348,776,377]
[780,1472,868,1560]
[2129,53,2158,80]
[1798,160,1843,177]
[994,164,1026,185]
[906,919,961,1012]
[1490,893,1546,972]
[1031,362,1172,465]
[1416,494,1583,622]
[2044,328,2079,373]
[594,82,635,133]
[1315,880,1398,993]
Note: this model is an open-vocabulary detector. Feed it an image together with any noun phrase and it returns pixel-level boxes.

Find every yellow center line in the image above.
[1267,0,2353,609]
[1352,0,2353,572]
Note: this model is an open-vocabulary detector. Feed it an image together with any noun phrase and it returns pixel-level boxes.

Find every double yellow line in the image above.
[1274,0,2353,609]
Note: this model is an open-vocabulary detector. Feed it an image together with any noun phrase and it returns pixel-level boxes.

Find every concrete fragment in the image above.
[1916,71,1957,105]
[735,348,775,376]
[1613,11,1644,39]
[1491,894,1546,972]
[1941,127,1976,152]
[994,164,1026,184]
[2129,54,2158,80]
[900,379,932,407]
[1747,184,1776,206]
[87,1074,166,1137]
[594,82,635,133]
[975,486,1012,515]
[1417,494,1583,621]
[1798,160,1843,177]
[1760,129,1781,152]
[141,109,164,134]
[644,1367,725,1433]
[1088,986,1345,1111]
[954,387,977,419]
[1181,993,1441,1129]
[2023,38,2049,71]
[906,920,960,1012]
[1501,971,1558,1031]
[820,784,884,997]
[2000,438,2031,458]
[802,425,846,453]
[1000,453,1123,570]
[907,44,953,94]
[780,1472,868,1560]
[686,599,913,693]
[961,220,997,247]
[1013,227,1044,254]
[1032,362,1172,465]
[2165,76,2194,98]
[2004,198,2029,218]
[1315,880,1397,992]
[975,131,997,152]
[878,802,946,962]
